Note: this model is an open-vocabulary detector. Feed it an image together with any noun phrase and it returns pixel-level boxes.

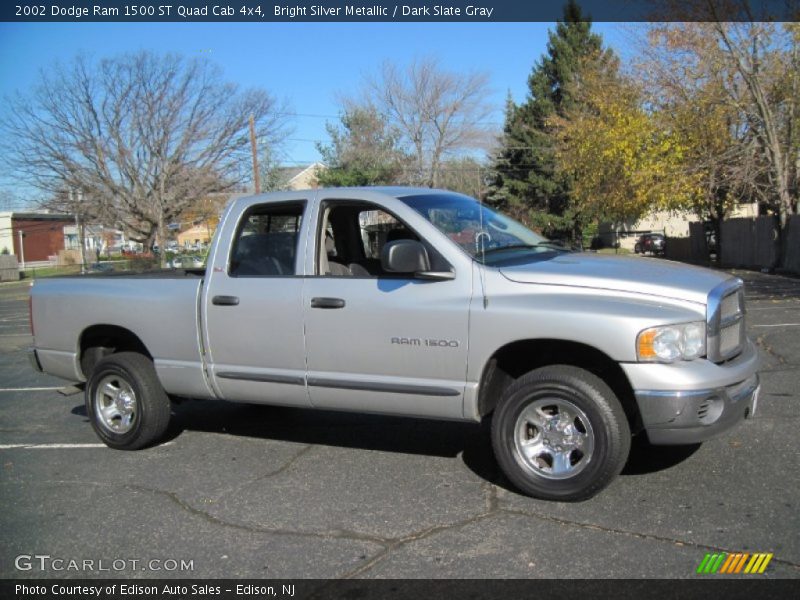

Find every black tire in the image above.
[491,365,631,501]
[84,352,171,450]
[634,243,642,254]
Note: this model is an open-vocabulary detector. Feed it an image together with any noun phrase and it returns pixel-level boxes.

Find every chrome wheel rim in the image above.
[94,375,138,434]
[513,397,595,480]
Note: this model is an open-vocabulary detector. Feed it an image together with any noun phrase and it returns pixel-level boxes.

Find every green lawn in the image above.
[21,265,83,279]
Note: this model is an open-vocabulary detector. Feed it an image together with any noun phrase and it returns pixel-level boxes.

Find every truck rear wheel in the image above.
[491,365,630,501]
[85,352,171,450]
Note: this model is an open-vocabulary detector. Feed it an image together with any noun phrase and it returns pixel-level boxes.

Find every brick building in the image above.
[0,212,74,264]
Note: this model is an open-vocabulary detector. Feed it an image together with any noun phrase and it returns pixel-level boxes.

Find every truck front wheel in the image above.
[85,352,171,450]
[491,365,631,501]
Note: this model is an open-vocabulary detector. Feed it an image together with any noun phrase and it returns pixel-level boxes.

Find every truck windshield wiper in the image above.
[482,244,540,255]
[482,242,567,255]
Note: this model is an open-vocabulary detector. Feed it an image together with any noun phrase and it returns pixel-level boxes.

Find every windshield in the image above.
[400,193,566,265]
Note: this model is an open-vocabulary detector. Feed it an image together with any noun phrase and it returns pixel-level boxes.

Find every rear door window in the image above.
[229,203,304,277]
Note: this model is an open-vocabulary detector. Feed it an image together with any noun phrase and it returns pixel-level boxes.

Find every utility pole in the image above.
[17,229,25,270]
[249,114,261,194]
[75,213,87,273]
[69,189,87,273]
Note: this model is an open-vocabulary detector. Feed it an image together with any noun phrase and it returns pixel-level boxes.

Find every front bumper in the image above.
[624,339,761,445]
[636,374,759,445]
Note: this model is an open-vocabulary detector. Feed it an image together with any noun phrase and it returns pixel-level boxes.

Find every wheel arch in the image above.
[78,324,152,380]
[477,338,641,432]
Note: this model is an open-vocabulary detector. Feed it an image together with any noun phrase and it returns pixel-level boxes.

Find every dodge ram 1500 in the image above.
[29,187,760,500]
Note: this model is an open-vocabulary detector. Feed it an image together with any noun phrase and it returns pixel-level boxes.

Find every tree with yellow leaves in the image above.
[552,56,701,232]
[642,20,799,265]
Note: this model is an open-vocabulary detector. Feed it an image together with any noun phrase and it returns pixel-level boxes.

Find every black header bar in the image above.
[3,1,799,23]
[2,579,800,600]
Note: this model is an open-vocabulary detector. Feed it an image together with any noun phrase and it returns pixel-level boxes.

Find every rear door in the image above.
[202,198,311,406]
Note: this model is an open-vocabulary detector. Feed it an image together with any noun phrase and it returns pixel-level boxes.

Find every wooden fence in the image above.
[0,255,19,282]
[664,215,799,275]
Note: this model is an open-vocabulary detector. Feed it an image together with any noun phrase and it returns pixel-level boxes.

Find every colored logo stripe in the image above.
[719,553,738,573]
[745,553,773,574]
[697,552,773,574]
[696,553,712,573]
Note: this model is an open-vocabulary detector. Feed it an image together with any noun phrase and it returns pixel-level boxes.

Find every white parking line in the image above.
[752,323,800,328]
[0,442,173,449]
[0,443,109,449]
[0,387,66,392]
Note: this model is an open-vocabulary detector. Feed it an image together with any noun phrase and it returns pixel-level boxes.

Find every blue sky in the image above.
[0,21,632,203]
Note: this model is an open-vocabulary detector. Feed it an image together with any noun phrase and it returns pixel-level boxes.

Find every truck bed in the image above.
[30,275,207,397]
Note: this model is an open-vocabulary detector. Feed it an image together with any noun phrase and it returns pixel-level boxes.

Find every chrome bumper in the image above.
[636,374,760,445]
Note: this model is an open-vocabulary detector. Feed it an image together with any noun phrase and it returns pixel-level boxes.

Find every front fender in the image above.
[466,267,706,382]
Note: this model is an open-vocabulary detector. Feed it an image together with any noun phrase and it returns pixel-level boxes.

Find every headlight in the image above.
[637,322,706,362]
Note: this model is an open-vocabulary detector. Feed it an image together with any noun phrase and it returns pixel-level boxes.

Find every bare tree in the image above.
[1,51,290,263]
[642,5,799,263]
[434,157,489,199]
[359,58,493,188]
[637,23,775,256]
[710,21,798,230]
[0,188,28,211]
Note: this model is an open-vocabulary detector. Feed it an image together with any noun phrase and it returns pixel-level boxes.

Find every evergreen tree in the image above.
[488,1,610,239]
[316,107,407,187]
[486,92,525,210]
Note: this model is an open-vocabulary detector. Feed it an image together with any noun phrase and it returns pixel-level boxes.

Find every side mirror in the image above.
[381,240,454,281]
[381,239,430,273]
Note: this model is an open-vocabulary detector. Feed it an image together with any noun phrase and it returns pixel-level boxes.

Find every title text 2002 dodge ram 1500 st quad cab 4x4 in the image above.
[28,187,760,500]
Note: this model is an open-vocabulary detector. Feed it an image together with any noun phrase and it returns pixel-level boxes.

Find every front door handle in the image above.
[310,297,346,309]
[212,295,240,306]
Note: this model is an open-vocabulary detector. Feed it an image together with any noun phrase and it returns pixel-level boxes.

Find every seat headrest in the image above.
[237,234,268,257]
[386,228,414,242]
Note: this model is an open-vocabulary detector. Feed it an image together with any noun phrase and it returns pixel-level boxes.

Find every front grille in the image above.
[720,293,740,322]
[719,320,744,357]
[707,280,746,363]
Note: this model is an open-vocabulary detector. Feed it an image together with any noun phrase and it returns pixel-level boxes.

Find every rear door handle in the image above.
[212,295,240,306]
[310,297,346,309]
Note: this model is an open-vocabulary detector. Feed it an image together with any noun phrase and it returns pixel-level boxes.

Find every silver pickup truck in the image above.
[29,187,760,500]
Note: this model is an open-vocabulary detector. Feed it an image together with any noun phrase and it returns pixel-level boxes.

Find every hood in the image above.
[499,253,730,305]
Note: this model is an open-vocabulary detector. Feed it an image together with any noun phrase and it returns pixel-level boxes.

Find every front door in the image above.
[302,199,472,420]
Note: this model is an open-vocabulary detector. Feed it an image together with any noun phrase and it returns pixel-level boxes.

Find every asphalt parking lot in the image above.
[1,269,798,580]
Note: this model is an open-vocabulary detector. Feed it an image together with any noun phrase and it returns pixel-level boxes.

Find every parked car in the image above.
[28,188,759,501]
[704,224,719,258]
[634,232,666,256]
[169,255,205,269]
[109,242,141,254]
[86,262,114,274]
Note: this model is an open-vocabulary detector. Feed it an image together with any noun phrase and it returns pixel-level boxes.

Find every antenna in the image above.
[477,193,488,309]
